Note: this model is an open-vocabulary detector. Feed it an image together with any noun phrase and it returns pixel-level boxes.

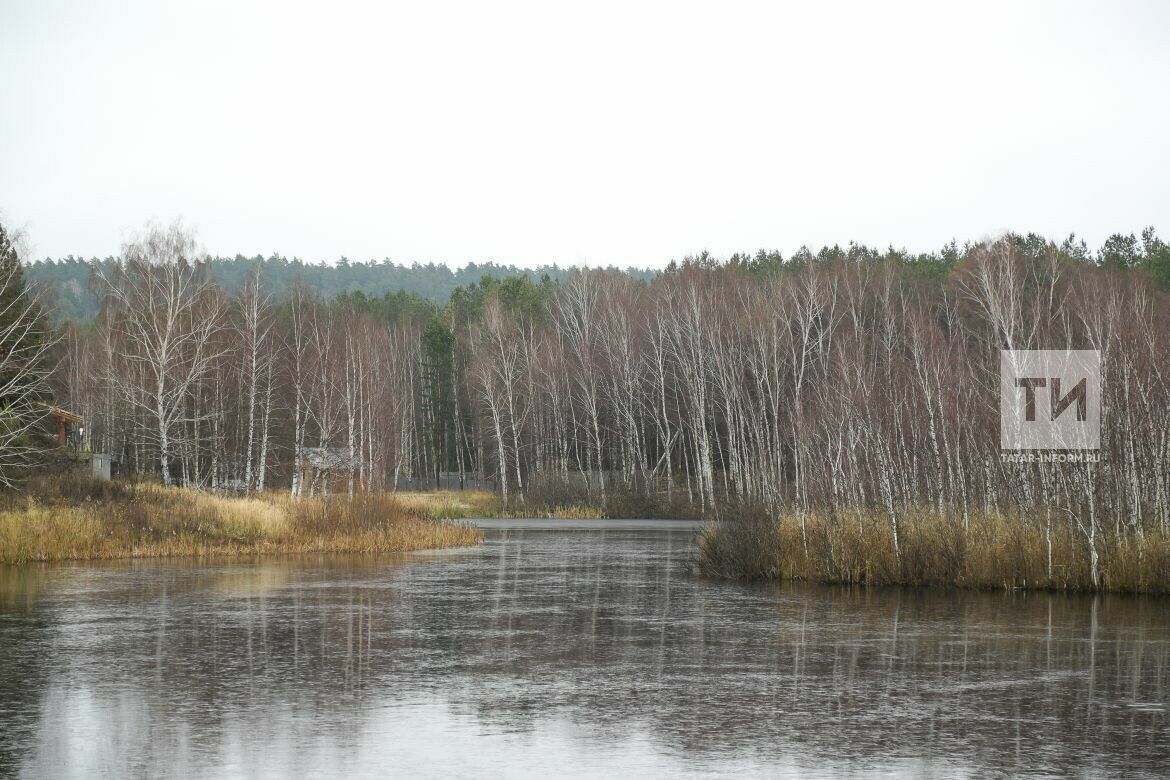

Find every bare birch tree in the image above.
[97,222,228,487]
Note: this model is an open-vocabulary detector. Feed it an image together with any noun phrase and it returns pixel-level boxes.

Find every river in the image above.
[1,520,1167,777]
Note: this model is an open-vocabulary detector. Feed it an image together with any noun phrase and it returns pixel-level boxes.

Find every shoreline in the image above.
[7,480,1169,597]
[0,477,483,566]
[698,509,1170,595]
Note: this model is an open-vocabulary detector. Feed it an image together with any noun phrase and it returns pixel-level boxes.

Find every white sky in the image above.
[2,0,1168,267]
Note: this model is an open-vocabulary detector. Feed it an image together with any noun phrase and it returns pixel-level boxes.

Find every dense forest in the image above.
[24,223,1170,588]
[25,253,657,323]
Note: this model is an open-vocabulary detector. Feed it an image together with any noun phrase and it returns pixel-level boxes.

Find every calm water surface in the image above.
[1,520,1168,778]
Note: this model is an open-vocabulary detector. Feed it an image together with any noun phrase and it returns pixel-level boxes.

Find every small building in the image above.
[91,453,113,481]
[41,404,83,447]
[297,447,365,494]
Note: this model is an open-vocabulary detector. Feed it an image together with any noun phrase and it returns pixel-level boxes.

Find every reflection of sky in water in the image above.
[1,527,1168,778]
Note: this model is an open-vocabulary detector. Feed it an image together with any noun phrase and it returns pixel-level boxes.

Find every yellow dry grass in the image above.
[392,489,498,518]
[536,504,606,519]
[699,506,1170,594]
[0,476,482,565]
[391,489,604,520]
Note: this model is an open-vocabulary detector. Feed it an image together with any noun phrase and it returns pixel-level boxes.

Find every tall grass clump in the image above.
[390,477,703,521]
[392,489,501,519]
[0,474,481,565]
[699,507,1170,594]
[392,485,607,520]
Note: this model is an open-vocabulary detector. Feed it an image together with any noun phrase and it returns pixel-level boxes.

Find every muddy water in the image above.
[0,521,1167,777]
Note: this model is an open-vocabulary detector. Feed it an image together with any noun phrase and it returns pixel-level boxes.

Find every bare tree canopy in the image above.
[0,222,54,485]
[95,221,229,487]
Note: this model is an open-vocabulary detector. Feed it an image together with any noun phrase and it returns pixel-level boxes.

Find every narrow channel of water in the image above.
[1,521,1167,777]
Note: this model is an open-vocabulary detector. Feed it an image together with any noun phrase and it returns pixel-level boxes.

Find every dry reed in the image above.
[391,489,605,520]
[0,475,482,565]
[699,506,1170,594]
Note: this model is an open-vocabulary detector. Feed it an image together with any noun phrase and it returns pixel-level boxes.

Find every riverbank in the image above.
[698,508,1170,594]
[393,489,605,520]
[0,476,482,565]
[393,483,701,521]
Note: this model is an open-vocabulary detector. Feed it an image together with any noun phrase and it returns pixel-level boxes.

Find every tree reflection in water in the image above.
[0,528,1167,777]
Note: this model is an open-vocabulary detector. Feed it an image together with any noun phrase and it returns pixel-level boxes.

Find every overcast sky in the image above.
[2,0,1168,266]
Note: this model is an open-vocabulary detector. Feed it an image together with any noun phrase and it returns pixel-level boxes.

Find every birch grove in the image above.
[52,227,1170,578]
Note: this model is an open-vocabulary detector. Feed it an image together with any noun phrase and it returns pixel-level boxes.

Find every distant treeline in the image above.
[25,254,658,323]
[26,228,1170,323]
